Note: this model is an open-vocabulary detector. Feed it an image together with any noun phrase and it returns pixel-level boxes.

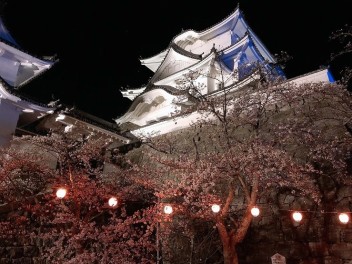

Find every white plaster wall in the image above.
[188,31,232,55]
[116,89,182,126]
[288,69,333,85]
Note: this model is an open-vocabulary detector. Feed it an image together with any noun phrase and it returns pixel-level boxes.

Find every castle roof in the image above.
[149,44,202,84]
[140,6,277,73]
[117,5,286,127]
[129,5,284,101]
[0,16,59,146]
[148,33,277,91]
[140,50,168,72]
[153,50,218,86]
[0,17,57,88]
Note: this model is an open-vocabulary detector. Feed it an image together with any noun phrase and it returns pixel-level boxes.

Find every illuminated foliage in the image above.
[0,135,157,263]
[134,77,352,264]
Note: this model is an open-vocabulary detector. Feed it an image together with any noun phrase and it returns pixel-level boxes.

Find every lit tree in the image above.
[330,24,352,60]
[132,71,352,264]
[330,24,352,88]
[0,134,157,263]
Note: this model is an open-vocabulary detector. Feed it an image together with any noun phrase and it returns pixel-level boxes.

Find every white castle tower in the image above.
[116,4,334,138]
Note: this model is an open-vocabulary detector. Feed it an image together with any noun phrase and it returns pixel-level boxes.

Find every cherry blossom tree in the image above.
[133,74,352,264]
[0,134,157,263]
[330,24,352,88]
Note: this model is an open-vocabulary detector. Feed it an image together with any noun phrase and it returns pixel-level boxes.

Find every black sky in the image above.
[2,1,351,121]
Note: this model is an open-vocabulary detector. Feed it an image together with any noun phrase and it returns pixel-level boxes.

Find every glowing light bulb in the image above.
[108,197,118,207]
[164,205,173,215]
[339,213,349,224]
[56,188,67,199]
[211,204,221,213]
[292,211,303,222]
[251,206,260,217]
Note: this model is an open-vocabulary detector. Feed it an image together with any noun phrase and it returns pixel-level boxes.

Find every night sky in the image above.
[2,1,351,122]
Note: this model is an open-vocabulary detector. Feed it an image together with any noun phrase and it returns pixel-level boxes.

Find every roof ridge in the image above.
[16,58,59,89]
[1,40,58,64]
[140,3,240,62]
[148,43,201,85]
[140,47,169,62]
[0,76,52,108]
[0,16,57,64]
[170,43,202,60]
[64,107,122,135]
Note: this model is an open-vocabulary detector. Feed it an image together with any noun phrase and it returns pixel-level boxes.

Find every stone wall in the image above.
[237,187,352,264]
[157,186,352,264]
[0,238,40,264]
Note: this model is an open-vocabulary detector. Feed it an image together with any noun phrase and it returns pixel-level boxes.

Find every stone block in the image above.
[341,230,352,243]
[6,247,23,258]
[23,246,39,257]
[288,243,310,259]
[323,256,343,264]
[328,229,342,243]
[283,195,295,204]
[330,243,352,259]
[307,242,329,256]
[0,247,6,256]
[12,258,32,264]
[336,186,352,201]
[33,257,46,264]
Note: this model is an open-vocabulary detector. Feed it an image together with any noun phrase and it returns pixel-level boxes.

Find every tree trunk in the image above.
[217,220,239,264]
[217,184,258,264]
[217,204,255,264]
[223,241,238,264]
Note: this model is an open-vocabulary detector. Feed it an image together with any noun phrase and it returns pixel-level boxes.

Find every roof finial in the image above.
[236,2,240,10]
[211,43,217,53]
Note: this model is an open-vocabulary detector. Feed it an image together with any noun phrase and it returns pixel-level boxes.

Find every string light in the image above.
[211,204,221,213]
[108,197,118,207]
[280,209,351,225]
[251,206,260,217]
[52,188,351,225]
[292,211,303,222]
[56,188,67,199]
[160,202,351,225]
[338,213,349,224]
[164,205,173,215]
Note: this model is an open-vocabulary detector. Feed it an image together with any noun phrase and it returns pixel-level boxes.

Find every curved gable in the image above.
[151,46,201,83]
